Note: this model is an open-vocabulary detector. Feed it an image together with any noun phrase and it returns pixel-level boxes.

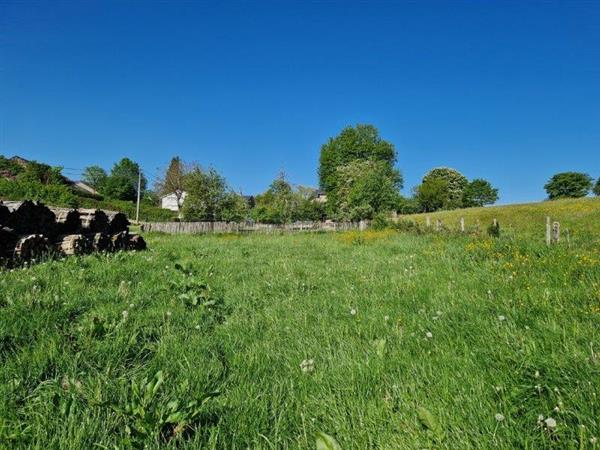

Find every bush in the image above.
[487,221,500,238]
[0,179,79,207]
[391,219,422,234]
[371,212,392,230]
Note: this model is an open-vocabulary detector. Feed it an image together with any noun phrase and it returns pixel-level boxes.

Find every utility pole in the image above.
[135,169,142,224]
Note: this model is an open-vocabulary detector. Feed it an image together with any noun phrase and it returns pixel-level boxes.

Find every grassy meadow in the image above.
[1,200,600,449]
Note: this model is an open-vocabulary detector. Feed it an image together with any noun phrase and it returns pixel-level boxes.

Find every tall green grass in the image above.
[1,228,599,448]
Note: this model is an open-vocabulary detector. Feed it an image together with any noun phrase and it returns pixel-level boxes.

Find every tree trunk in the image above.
[90,232,111,252]
[54,234,93,256]
[106,211,130,233]
[110,230,129,251]
[127,234,146,251]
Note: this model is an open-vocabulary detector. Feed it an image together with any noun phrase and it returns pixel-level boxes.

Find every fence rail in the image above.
[140,220,369,234]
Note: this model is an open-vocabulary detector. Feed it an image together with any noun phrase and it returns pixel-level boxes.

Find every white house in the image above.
[160,191,187,212]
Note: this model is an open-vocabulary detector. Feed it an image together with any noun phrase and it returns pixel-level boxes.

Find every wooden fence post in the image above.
[546,216,551,246]
[552,221,560,244]
[493,218,497,227]
[460,217,465,233]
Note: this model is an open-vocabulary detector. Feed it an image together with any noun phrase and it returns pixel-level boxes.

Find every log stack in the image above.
[0,201,146,266]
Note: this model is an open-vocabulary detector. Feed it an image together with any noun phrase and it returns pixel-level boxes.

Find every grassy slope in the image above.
[1,214,599,448]
[402,197,600,239]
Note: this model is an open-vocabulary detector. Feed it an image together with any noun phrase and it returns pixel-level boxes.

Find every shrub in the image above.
[0,179,79,207]
[487,221,500,238]
[371,212,391,230]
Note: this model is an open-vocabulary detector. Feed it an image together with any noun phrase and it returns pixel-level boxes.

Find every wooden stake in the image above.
[460,217,465,232]
[546,216,551,246]
[552,221,560,244]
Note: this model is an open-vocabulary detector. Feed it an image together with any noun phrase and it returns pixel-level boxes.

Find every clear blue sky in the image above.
[1,1,599,202]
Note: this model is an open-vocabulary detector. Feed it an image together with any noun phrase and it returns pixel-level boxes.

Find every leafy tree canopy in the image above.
[422,167,468,209]
[462,178,499,207]
[318,124,398,193]
[82,165,108,190]
[328,159,402,221]
[414,178,450,212]
[544,172,592,199]
[593,177,600,196]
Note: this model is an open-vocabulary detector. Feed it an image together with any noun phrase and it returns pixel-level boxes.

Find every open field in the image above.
[1,203,600,448]
[402,197,600,240]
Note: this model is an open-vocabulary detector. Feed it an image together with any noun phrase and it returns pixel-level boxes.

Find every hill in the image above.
[401,197,600,241]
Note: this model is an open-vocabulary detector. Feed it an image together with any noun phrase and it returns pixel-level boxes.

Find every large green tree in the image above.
[594,178,600,196]
[82,165,108,191]
[318,124,398,193]
[544,172,592,199]
[462,178,499,207]
[414,178,450,212]
[156,157,188,215]
[328,159,402,221]
[252,173,297,224]
[103,158,147,201]
[182,166,246,221]
[421,167,468,209]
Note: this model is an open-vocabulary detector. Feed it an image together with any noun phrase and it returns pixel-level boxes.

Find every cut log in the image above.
[0,202,10,226]
[110,231,129,251]
[127,234,146,251]
[49,207,81,234]
[13,234,50,261]
[90,232,111,252]
[54,234,92,256]
[106,211,130,233]
[4,200,57,236]
[79,208,109,233]
[0,227,18,258]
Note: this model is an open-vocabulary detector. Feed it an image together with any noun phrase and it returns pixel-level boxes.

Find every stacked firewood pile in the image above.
[0,200,146,266]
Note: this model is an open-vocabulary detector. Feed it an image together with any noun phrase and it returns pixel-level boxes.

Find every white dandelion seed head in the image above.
[590,437,597,445]
[538,414,544,422]
[534,370,540,378]
[121,310,128,320]
[350,308,357,316]
[195,324,201,330]
[166,311,172,317]
[384,315,390,322]
[544,417,557,428]
[425,332,433,339]
[300,359,315,373]
[495,413,505,422]
[498,315,506,321]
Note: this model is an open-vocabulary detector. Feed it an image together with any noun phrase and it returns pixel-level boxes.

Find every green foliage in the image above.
[78,197,175,222]
[252,174,296,224]
[396,196,421,214]
[422,167,468,209]
[371,212,392,230]
[182,167,245,222]
[544,172,593,199]
[0,156,25,177]
[316,432,342,450]
[327,160,402,221]
[417,406,445,442]
[414,178,449,212]
[487,220,500,238]
[318,124,399,193]
[594,178,600,196]
[0,178,79,207]
[463,178,499,207]
[82,165,108,191]
[102,158,147,201]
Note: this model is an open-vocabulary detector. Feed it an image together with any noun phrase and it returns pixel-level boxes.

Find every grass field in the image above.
[402,197,600,240]
[1,201,600,449]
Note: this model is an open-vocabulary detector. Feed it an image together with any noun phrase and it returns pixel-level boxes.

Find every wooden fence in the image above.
[140,220,369,234]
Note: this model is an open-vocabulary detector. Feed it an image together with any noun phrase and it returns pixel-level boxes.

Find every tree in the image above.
[463,179,499,207]
[104,158,147,201]
[327,159,402,221]
[182,166,231,221]
[421,167,468,209]
[544,172,592,199]
[156,157,188,215]
[17,161,66,185]
[414,178,450,212]
[82,165,108,191]
[318,124,398,193]
[593,178,600,196]
[252,173,297,224]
